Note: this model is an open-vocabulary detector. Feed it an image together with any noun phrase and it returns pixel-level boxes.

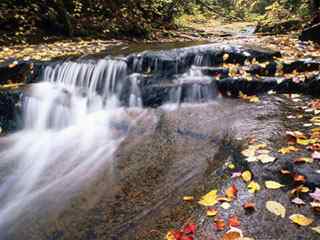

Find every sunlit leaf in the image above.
[183,196,194,201]
[207,208,218,217]
[241,170,252,182]
[225,184,238,200]
[247,181,261,193]
[198,190,218,206]
[289,214,313,226]
[311,226,320,234]
[278,146,299,154]
[266,201,286,218]
[265,180,285,189]
[257,154,276,163]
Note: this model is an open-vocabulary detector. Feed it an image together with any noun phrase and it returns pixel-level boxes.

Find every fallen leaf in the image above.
[207,208,218,217]
[293,174,306,183]
[241,170,252,182]
[223,53,230,61]
[166,231,178,240]
[291,197,306,206]
[222,231,241,240]
[227,163,236,170]
[265,180,285,189]
[198,190,218,207]
[183,223,197,235]
[310,201,320,211]
[228,215,240,227]
[311,226,320,234]
[246,156,258,162]
[289,214,313,226]
[290,185,310,195]
[294,157,313,164]
[257,154,276,163]
[183,196,194,201]
[266,201,286,218]
[248,181,261,193]
[280,169,291,175]
[221,202,231,210]
[213,218,225,231]
[241,147,256,157]
[225,184,238,200]
[309,188,320,201]
[278,146,299,154]
[243,202,256,211]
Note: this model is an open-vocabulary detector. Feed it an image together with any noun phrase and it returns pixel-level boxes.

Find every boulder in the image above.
[300,23,320,43]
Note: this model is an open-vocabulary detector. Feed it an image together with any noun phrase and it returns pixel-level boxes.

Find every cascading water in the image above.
[0,45,223,236]
[0,58,144,234]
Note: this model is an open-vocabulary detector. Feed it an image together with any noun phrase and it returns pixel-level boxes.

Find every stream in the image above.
[0,41,319,240]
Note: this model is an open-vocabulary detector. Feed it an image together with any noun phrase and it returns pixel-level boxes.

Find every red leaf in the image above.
[228,215,240,227]
[173,231,183,240]
[183,223,197,235]
[181,236,194,240]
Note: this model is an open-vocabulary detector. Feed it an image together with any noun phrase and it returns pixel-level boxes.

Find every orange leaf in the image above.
[243,202,256,211]
[294,174,306,183]
[213,218,225,231]
[225,184,238,200]
[222,231,241,240]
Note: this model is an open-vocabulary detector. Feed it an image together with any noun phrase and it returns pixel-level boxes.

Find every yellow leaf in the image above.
[266,201,286,218]
[166,231,176,240]
[257,154,276,163]
[183,196,194,201]
[311,226,320,234]
[241,147,256,157]
[265,181,285,189]
[242,170,252,182]
[223,53,230,61]
[289,214,313,226]
[297,138,317,146]
[278,146,299,154]
[247,181,261,193]
[227,163,236,170]
[311,116,320,123]
[207,208,218,217]
[198,190,218,207]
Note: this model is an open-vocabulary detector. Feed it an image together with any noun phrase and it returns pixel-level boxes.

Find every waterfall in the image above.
[0,58,140,232]
[0,46,220,233]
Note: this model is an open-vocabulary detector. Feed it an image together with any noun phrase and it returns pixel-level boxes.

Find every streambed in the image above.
[0,42,319,240]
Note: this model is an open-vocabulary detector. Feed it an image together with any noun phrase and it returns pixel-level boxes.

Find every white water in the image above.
[0,52,218,232]
[0,59,142,230]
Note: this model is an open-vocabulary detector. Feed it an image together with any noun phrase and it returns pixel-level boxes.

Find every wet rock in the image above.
[0,90,22,133]
[0,61,44,85]
[300,23,320,43]
[126,44,281,76]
